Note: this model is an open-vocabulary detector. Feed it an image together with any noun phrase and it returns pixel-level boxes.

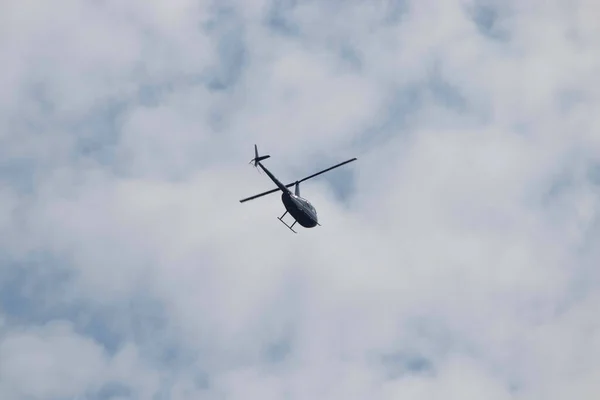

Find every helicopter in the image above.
[239,145,357,233]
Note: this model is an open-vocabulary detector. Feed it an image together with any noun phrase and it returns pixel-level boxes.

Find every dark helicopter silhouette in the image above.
[239,145,357,233]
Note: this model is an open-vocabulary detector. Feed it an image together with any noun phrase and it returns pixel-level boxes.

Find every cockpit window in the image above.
[298,197,316,214]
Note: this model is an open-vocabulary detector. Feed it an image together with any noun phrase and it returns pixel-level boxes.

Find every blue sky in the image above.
[1,0,600,399]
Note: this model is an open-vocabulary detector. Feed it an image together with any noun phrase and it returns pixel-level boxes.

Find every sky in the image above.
[1,0,599,399]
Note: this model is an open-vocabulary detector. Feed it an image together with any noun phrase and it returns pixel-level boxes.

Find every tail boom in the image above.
[257,161,290,194]
[240,145,291,203]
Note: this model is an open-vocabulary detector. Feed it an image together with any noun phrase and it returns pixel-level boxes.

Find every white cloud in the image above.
[1,0,599,399]
[0,321,107,398]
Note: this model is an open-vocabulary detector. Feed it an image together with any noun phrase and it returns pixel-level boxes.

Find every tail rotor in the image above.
[248,144,270,170]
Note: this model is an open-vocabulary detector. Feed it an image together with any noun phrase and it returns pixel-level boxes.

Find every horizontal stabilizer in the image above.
[249,144,271,166]
[255,155,270,163]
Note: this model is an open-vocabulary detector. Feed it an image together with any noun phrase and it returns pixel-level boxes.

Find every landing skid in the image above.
[277,210,298,233]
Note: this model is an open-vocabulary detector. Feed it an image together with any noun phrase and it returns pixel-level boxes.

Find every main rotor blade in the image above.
[239,187,282,203]
[296,157,357,184]
[239,181,300,203]
[239,157,357,203]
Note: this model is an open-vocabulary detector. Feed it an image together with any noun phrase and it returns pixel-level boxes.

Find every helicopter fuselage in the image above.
[239,144,356,233]
[281,192,318,228]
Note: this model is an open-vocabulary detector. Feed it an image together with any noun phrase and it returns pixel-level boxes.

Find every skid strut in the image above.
[277,210,298,233]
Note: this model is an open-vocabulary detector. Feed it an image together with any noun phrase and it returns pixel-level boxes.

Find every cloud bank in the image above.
[1,0,599,399]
